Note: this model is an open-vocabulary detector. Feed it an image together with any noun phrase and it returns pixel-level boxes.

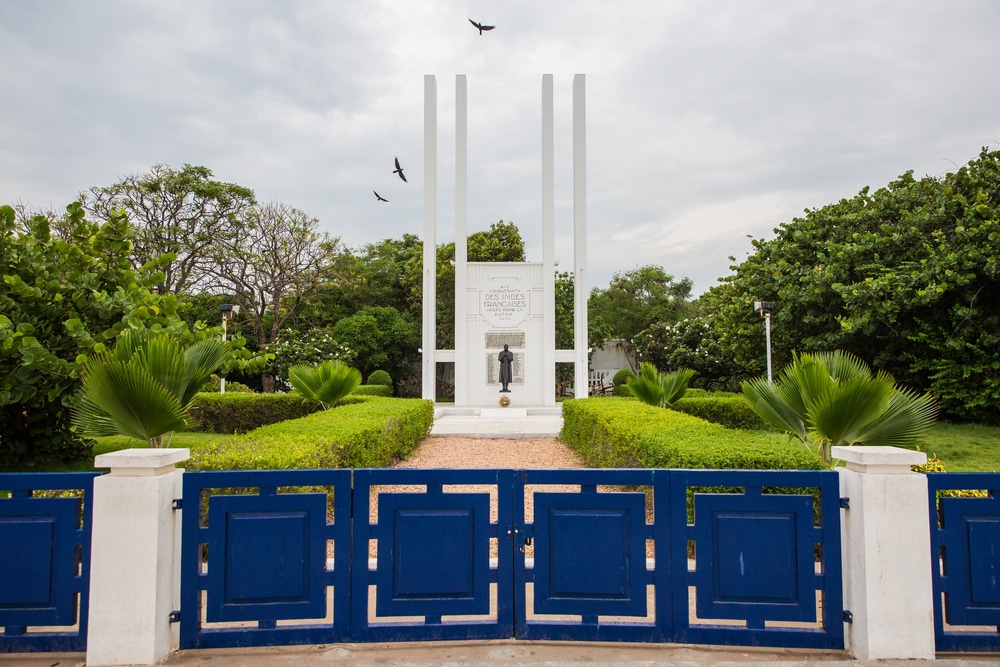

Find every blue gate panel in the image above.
[694,493,815,621]
[206,493,328,622]
[669,470,843,650]
[532,492,647,617]
[351,468,514,642]
[927,473,1000,652]
[0,500,79,626]
[376,492,491,617]
[0,472,99,654]
[180,469,352,650]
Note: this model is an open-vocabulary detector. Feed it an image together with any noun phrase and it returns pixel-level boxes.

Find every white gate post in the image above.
[86,449,188,666]
[833,445,935,660]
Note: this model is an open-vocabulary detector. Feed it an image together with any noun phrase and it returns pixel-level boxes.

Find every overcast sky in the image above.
[3,1,999,296]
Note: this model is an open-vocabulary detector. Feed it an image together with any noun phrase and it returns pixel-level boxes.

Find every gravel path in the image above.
[394,436,583,469]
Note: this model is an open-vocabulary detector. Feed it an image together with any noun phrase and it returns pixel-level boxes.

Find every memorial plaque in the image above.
[486,353,524,385]
[481,284,529,327]
[485,332,525,349]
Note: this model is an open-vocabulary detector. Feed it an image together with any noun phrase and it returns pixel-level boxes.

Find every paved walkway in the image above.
[14,644,999,666]
[430,405,564,437]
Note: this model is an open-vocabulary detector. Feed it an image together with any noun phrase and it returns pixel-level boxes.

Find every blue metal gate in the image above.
[180,467,844,650]
[0,472,99,653]
[926,472,1000,652]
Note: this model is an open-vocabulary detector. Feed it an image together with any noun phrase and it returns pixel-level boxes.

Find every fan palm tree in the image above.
[626,362,694,408]
[72,329,229,448]
[742,351,937,467]
[288,360,361,410]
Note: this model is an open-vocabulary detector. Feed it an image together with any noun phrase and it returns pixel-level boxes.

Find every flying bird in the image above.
[374,190,388,202]
[468,18,495,35]
[393,157,407,182]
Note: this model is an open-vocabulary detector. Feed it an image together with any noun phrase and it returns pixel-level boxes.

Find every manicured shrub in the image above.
[352,384,393,397]
[367,370,393,387]
[188,396,434,470]
[671,396,766,430]
[560,397,822,471]
[612,368,636,397]
[188,392,321,433]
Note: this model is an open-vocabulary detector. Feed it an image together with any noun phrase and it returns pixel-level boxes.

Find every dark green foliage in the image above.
[331,307,418,381]
[366,370,393,387]
[612,368,637,396]
[704,148,1000,422]
[352,384,393,397]
[188,396,433,469]
[560,398,823,470]
[635,316,742,392]
[671,396,767,430]
[1,202,190,466]
[188,392,321,433]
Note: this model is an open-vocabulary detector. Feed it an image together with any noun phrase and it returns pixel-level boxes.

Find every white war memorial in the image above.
[420,74,590,410]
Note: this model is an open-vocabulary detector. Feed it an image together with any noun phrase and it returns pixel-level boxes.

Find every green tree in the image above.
[263,328,355,390]
[705,148,1000,423]
[215,202,340,392]
[81,164,256,294]
[330,306,419,382]
[588,265,694,369]
[743,351,938,467]
[72,329,228,447]
[635,316,740,391]
[0,203,189,465]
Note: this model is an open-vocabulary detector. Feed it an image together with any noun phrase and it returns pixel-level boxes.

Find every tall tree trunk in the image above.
[262,374,276,393]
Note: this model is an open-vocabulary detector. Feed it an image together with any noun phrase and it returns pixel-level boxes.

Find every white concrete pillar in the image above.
[86,448,188,667]
[541,74,556,407]
[833,445,935,660]
[455,74,468,406]
[422,74,438,401]
[572,74,588,399]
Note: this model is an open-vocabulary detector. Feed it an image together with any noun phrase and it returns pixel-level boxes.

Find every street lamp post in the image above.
[219,304,240,394]
[754,301,775,383]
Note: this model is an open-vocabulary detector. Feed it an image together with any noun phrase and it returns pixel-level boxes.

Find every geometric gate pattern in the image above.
[180,467,844,650]
[926,472,1000,653]
[0,472,100,653]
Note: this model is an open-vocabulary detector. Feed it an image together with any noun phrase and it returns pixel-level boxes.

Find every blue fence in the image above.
[180,467,844,650]
[0,472,100,653]
[926,472,1000,652]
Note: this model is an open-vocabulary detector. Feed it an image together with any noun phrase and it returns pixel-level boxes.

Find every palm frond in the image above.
[660,367,695,406]
[289,360,362,409]
[814,350,872,383]
[807,376,894,447]
[854,387,938,447]
[743,376,808,442]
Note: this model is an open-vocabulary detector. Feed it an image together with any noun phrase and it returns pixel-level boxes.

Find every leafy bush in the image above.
[262,328,355,390]
[612,368,636,397]
[199,375,254,393]
[189,392,321,433]
[560,397,822,470]
[188,396,433,470]
[352,384,393,397]
[671,396,766,430]
[367,370,393,387]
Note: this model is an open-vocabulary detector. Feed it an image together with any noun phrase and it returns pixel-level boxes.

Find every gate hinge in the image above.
[839,497,850,510]
[169,610,181,623]
[843,610,853,623]
[171,498,183,511]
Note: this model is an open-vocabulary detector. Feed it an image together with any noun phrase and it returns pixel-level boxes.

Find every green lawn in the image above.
[908,422,1000,472]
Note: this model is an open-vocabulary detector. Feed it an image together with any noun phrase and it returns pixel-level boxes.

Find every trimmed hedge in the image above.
[670,395,766,430]
[367,370,393,387]
[560,397,821,470]
[352,384,394,397]
[189,392,322,433]
[188,396,434,470]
